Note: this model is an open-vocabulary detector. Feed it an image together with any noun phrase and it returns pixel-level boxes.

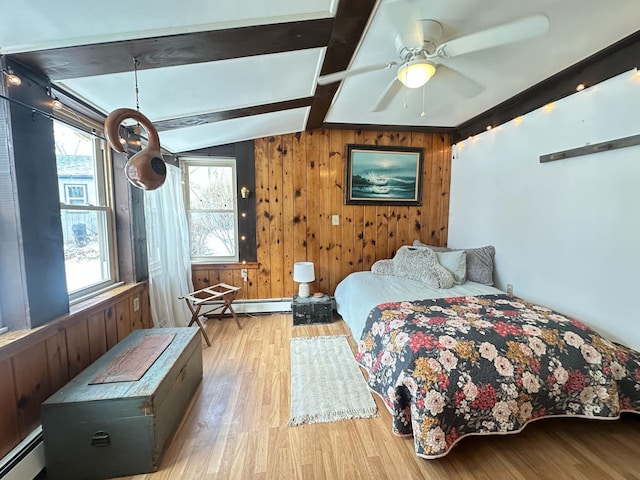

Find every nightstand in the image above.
[292,294,333,325]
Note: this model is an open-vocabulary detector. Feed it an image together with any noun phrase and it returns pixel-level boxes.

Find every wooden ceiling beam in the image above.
[454,29,640,142]
[11,19,333,81]
[306,0,377,130]
[154,97,314,131]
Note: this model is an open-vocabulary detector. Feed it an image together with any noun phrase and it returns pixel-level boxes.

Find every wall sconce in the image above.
[293,262,315,298]
[3,67,22,87]
[240,186,251,199]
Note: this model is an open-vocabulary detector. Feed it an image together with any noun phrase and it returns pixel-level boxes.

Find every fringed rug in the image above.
[288,335,377,426]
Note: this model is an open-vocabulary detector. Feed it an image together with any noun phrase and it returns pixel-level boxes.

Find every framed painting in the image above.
[344,144,424,205]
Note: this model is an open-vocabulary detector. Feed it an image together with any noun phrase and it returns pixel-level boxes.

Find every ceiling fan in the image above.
[318,10,550,112]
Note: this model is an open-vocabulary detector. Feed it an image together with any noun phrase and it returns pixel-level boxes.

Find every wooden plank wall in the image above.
[192,129,451,299]
[0,283,151,459]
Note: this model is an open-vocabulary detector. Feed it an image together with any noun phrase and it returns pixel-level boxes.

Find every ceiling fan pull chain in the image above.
[420,84,426,117]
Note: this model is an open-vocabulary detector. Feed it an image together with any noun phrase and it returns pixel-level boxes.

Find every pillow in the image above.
[454,245,495,285]
[392,246,454,289]
[413,239,449,252]
[435,250,467,285]
[413,240,495,285]
[371,259,394,276]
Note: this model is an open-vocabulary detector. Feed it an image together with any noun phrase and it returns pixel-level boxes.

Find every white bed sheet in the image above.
[334,271,503,339]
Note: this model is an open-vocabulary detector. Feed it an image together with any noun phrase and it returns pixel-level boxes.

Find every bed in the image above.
[335,267,640,459]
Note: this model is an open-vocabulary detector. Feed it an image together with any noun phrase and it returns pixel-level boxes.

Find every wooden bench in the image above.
[41,327,202,480]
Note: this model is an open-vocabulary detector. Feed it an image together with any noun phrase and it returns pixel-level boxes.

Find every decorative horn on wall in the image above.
[105,108,166,190]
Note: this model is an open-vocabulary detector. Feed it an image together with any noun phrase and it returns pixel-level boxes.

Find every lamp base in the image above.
[298,283,310,298]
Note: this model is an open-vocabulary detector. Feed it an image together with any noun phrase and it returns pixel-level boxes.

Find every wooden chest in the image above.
[41,327,202,480]
[292,294,333,325]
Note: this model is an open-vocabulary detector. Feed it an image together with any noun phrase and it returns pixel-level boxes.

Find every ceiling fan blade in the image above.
[385,0,424,49]
[317,63,394,85]
[372,77,403,112]
[434,64,484,99]
[435,14,549,58]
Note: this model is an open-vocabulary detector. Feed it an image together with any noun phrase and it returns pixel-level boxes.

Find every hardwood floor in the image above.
[123,313,640,480]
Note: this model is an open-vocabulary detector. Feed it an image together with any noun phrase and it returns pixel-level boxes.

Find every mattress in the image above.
[334,271,502,339]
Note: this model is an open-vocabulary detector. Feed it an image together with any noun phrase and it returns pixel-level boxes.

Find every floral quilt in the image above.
[354,294,640,458]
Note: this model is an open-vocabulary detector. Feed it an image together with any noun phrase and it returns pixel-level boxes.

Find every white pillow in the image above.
[435,250,467,285]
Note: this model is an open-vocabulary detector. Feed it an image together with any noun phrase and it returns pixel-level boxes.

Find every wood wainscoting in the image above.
[0,282,152,460]
[192,129,452,302]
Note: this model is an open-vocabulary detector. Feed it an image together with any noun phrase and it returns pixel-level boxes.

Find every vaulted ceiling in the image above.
[1,0,638,153]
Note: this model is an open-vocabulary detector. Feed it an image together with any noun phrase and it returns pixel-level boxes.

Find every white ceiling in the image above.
[326,0,640,127]
[1,0,638,153]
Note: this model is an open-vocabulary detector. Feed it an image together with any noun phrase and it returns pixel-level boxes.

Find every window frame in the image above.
[181,156,240,263]
[53,111,119,302]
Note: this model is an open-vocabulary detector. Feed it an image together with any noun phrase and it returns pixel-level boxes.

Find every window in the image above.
[54,119,117,298]
[65,184,88,205]
[182,157,239,262]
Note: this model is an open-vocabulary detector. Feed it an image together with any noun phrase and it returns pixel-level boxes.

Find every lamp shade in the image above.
[397,59,436,88]
[293,262,315,283]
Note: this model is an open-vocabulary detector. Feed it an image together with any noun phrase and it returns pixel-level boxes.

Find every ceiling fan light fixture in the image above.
[397,59,436,88]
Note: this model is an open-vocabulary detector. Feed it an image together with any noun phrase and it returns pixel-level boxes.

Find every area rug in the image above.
[288,334,377,426]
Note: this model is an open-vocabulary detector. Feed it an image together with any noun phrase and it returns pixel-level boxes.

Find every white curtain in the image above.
[144,164,193,328]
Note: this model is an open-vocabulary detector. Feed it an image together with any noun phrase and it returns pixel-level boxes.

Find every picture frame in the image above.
[344,144,424,205]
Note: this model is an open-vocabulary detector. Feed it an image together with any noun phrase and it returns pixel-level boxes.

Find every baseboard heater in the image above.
[200,297,294,316]
[0,427,45,480]
[200,297,335,316]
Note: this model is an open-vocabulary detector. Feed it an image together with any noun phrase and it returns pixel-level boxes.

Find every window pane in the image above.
[188,165,234,210]
[189,212,236,257]
[60,209,111,293]
[54,122,99,205]
[54,118,115,297]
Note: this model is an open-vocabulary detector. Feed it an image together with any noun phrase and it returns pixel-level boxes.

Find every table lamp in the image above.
[293,262,315,298]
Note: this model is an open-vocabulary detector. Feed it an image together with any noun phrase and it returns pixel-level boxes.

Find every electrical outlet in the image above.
[506,284,513,295]
[133,297,140,311]
[332,214,340,225]
[241,268,248,279]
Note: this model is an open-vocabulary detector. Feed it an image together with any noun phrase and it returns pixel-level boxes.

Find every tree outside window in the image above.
[182,158,239,262]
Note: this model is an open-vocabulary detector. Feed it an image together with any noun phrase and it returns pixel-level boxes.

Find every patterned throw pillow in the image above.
[371,259,394,275]
[392,246,454,289]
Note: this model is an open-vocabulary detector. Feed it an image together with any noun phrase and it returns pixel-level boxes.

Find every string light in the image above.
[3,67,21,86]
[576,83,585,91]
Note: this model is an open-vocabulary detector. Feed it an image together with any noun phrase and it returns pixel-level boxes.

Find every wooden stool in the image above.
[179,283,242,347]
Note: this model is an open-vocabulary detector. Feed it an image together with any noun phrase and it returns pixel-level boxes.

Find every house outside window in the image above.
[182,157,239,262]
[54,118,117,298]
